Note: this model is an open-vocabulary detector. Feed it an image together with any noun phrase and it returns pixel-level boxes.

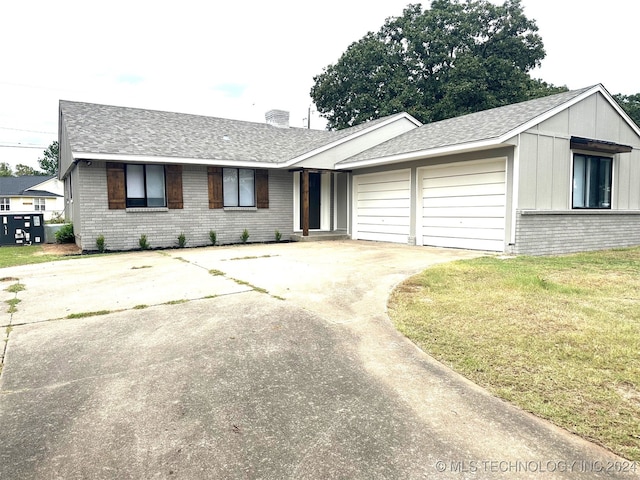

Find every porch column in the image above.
[301,169,309,236]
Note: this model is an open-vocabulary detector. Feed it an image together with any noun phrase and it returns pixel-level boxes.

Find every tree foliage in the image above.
[38,141,59,176]
[15,164,42,176]
[0,162,13,177]
[311,0,567,129]
[614,93,640,127]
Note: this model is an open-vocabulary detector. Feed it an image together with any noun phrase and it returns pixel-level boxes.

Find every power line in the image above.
[0,126,56,135]
[0,143,48,149]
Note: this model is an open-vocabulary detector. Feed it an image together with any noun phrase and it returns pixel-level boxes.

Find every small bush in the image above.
[241,229,250,244]
[209,230,217,246]
[96,234,106,253]
[275,230,282,242]
[55,223,75,244]
[177,232,186,248]
[139,234,150,250]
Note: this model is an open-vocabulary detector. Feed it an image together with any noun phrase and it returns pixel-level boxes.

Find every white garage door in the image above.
[353,169,410,243]
[420,159,506,251]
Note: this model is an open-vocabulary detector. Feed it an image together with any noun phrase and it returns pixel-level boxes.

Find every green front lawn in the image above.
[388,247,640,461]
[0,245,67,269]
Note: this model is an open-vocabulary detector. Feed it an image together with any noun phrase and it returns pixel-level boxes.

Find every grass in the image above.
[388,247,640,461]
[66,310,111,319]
[0,246,66,268]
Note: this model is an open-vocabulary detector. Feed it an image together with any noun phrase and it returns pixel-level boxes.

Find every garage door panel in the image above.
[357,198,410,209]
[421,159,506,252]
[423,171,505,189]
[423,206,505,218]
[423,236,504,251]
[358,216,410,226]
[357,189,410,201]
[357,223,411,235]
[357,180,410,193]
[423,194,505,208]
[358,207,410,218]
[424,182,505,198]
[354,169,410,244]
[423,216,504,229]
[425,226,504,241]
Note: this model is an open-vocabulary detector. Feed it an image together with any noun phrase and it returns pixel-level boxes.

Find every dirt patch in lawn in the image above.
[37,244,82,256]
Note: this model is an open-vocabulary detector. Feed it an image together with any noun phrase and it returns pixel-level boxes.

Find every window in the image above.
[34,198,46,211]
[0,198,9,211]
[125,164,166,207]
[223,168,255,207]
[572,154,612,209]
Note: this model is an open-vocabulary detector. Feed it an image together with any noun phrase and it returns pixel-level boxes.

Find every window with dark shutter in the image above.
[166,165,183,209]
[208,167,223,209]
[106,162,126,209]
[256,169,269,208]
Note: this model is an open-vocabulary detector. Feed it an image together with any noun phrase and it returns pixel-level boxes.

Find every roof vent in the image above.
[265,109,290,128]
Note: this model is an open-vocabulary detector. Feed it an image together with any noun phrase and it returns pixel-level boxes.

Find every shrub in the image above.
[209,230,217,246]
[240,229,250,244]
[96,234,106,253]
[275,230,282,242]
[55,223,75,244]
[177,232,187,248]
[139,234,150,250]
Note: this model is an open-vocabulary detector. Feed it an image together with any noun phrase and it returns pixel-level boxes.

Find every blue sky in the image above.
[1,0,638,169]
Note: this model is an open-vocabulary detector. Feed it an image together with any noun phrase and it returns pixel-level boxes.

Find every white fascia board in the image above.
[597,84,640,139]
[281,113,422,168]
[335,137,505,169]
[72,152,280,169]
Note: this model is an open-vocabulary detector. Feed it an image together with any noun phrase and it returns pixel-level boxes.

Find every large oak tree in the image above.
[311,0,566,129]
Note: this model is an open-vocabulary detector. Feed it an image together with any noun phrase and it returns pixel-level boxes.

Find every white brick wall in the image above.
[76,163,293,251]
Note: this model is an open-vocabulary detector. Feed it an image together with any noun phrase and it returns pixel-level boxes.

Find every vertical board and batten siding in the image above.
[420,159,506,251]
[352,169,411,243]
[513,91,640,254]
[518,92,640,211]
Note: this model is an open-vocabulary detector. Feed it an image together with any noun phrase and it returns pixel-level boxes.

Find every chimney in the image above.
[265,109,290,128]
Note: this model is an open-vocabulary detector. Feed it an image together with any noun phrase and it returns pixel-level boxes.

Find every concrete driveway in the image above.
[0,241,630,479]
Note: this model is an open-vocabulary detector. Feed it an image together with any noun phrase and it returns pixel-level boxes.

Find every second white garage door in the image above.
[419,159,506,251]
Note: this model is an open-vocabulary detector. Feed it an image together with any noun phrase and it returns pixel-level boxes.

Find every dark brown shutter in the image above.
[166,165,183,209]
[256,169,269,209]
[208,167,223,209]
[106,162,125,209]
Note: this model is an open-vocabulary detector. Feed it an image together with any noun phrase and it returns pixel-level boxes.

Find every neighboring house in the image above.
[0,175,65,221]
[58,84,640,255]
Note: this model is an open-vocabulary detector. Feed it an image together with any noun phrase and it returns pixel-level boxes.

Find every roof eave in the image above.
[71,152,283,169]
[336,138,508,169]
[282,112,422,168]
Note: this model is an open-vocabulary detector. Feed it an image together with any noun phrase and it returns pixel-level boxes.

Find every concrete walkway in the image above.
[0,241,632,479]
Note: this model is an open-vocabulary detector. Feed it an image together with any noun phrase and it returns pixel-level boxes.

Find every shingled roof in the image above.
[59,101,399,164]
[338,86,599,166]
[0,176,60,197]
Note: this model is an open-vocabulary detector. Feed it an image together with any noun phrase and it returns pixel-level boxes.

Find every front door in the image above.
[300,172,321,229]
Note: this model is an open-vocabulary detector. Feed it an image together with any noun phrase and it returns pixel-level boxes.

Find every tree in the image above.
[0,162,13,177]
[15,164,41,176]
[613,93,640,127]
[38,141,59,176]
[311,0,566,129]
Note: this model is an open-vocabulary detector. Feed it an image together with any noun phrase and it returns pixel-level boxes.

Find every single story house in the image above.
[58,84,640,255]
[0,175,65,221]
